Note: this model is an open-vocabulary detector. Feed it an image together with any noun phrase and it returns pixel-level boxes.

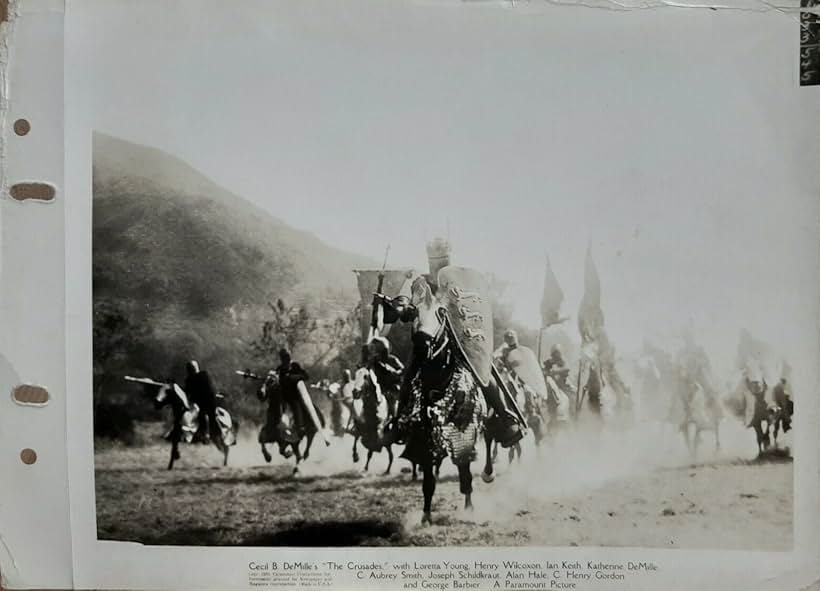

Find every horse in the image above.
[672,380,721,458]
[257,371,326,475]
[325,380,352,438]
[349,367,396,474]
[481,372,532,483]
[769,379,793,448]
[155,382,237,470]
[393,274,494,525]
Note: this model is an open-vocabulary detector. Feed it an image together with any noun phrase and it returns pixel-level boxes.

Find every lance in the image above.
[125,376,168,388]
[235,369,264,381]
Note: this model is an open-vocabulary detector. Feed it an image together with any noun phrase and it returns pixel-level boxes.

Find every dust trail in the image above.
[458,415,790,524]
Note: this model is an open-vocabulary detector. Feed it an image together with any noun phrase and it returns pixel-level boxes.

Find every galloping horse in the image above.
[349,367,396,474]
[394,272,497,524]
[672,377,721,458]
[154,381,237,470]
[257,371,326,475]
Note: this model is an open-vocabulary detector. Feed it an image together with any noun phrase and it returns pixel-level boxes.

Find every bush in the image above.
[94,401,138,446]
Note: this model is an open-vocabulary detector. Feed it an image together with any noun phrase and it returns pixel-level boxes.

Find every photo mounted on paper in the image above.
[86,3,811,551]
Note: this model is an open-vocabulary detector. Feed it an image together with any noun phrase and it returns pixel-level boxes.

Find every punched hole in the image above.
[20,448,37,465]
[14,119,30,136]
[12,384,49,406]
[9,182,56,202]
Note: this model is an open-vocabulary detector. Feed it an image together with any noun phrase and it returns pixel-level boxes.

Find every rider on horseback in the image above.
[543,344,571,391]
[184,360,219,444]
[376,291,523,448]
[276,348,311,437]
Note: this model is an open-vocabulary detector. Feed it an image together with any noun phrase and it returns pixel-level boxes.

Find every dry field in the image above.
[95,419,792,550]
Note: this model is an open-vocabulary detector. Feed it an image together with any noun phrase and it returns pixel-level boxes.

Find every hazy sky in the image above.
[70,0,820,377]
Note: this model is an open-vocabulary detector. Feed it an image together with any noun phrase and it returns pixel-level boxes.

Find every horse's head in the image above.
[257,370,280,402]
[409,275,443,337]
[154,382,173,409]
[351,367,381,402]
[154,381,189,411]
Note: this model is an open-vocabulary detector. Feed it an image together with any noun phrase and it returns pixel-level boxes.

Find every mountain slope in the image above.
[92,132,374,402]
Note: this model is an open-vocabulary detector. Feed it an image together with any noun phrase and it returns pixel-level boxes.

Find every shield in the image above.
[354,269,417,341]
[437,266,493,387]
[506,345,549,400]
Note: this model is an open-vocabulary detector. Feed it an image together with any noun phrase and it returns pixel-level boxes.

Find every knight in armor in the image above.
[543,344,570,391]
[276,348,310,435]
[493,329,519,367]
[184,360,219,443]
[377,290,522,448]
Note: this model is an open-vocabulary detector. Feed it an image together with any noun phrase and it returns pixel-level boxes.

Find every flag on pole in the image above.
[578,244,604,344]
[540,256,564,329]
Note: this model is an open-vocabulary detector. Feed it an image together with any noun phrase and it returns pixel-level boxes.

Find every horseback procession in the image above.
[122,236,794,526]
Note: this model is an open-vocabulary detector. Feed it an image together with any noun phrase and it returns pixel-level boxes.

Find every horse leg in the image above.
[412,463,418,481]
[365,450,373,472]
[714,422,721,453]
[384,446,394,475]
[168,439,178,471]
[422,464,436,525]
[303,432,315,460]
[508,446,515,466]
[222,442,229,467]
[458,464,474,511]
[352,436,360,463]
[481,433,495,483]
[292,444,303,476]
[168,427,181,470]
[261,442,272,463]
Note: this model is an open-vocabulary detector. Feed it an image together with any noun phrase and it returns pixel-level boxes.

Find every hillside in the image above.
[92,132,374,421]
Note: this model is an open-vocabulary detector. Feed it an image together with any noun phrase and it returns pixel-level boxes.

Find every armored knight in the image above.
[375,238,523,448]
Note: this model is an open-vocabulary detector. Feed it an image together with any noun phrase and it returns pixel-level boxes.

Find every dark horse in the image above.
[257,371,326,475]
[349,367,396,474]
[154,382,237,470]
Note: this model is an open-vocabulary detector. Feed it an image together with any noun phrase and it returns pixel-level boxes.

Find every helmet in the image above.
[186,360,200,375]
[504,329,518,346]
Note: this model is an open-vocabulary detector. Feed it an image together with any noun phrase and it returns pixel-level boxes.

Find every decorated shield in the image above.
[505,345,549,400]
[437,266,493,387]
[353,269,417,341]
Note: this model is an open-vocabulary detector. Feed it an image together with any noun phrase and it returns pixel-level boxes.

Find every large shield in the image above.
[505,345,549,400]
[354,269,417,341]
[438,266,493,387]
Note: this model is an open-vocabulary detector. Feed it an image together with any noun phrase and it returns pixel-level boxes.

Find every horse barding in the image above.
[381,266,528,525]
[347,366,398,473]
[725,361,792,456]
[485,344,559,471]
[239,369,330,475]
[668,364,722,458]
[125,376,238,470]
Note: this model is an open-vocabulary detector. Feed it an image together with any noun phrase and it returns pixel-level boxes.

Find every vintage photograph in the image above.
[87,3,810,551]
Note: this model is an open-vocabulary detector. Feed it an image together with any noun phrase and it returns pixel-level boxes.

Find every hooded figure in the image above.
[276,348,311,435]
[184,360,219,443]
